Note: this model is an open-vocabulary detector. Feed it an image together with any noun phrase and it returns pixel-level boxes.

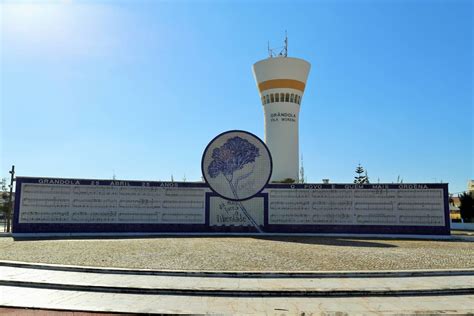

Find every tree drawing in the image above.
[207,136,263,232]
[208,136,260,199]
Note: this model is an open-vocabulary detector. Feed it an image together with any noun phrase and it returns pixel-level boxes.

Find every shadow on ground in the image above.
[252,236,399,248]
[10,235,396,248]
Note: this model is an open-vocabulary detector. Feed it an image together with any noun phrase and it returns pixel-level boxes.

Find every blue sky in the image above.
[1,0,472,194]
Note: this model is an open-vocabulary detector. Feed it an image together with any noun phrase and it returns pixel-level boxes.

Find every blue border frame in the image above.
[263,183,451,235]
[205,192,268,233]
[200,130,273,202]
[12,177,450,235]
[13,177,210,234]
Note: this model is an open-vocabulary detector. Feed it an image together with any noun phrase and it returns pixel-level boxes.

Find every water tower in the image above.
[252,37,311,182]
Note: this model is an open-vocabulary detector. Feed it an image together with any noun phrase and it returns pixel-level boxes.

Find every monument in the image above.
[202,130,272,232]
[11,42,450,237]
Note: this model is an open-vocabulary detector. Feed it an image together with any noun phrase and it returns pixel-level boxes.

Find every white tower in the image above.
[252,40,311,182]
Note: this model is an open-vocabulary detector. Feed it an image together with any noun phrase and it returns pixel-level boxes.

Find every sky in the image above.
[0,0,472,194]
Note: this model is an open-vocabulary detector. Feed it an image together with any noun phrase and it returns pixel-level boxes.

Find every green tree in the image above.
[354,164,369,184]
[1,178,7,192]
[0,178,8,223]
[459,192,474,223]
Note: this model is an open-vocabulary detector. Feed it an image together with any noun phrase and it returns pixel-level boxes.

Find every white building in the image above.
[252,54,311,182]
[468,180,474,197]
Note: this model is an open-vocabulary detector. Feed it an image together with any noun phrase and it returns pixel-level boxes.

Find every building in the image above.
[450,196,461,222]
[468,180,474,197]
[252,41,311,182]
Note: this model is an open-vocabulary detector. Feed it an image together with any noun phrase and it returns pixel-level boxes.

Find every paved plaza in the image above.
[1,235,473,271]
[0,261,473,314]
[2,286,472,315]
[1,235,473,314]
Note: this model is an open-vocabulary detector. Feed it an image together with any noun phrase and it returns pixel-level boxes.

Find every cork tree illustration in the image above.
[207,136,263,232]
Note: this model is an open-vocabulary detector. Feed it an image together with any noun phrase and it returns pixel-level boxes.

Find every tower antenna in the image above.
[267,32,288,58]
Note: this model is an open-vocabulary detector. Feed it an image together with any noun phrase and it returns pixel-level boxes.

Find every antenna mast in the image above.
[267,31,288,58]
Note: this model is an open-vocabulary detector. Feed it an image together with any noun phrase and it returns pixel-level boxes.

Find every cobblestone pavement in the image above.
[0,307,129,316]
[2,286,474,315]
[0,236,473,271]
[1,264,474,315]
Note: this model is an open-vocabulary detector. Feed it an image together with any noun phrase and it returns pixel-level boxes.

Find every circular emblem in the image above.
[202,130,272,201]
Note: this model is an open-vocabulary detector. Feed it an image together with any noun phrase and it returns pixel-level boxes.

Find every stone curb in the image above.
[2,260,474,279]
[7,232,474,243]
[1,280,473,297]
[9,232,458,239]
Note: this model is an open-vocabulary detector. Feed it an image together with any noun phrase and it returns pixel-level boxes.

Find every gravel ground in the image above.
[0,236,473,271]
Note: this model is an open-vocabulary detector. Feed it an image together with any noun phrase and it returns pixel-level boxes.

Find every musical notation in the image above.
[72,199,117,208]
[397,190,442,199]
[270,201,310,211]
[19,183,206,224]
[312,190,352,199]
[267,187,446,227]
[162,200,204,209]
[400,215,444,224]
[165,188,204,197]
[20,210,70,222]
[270,213,311,224]
[18,183,446,227]
[118,199,161,209]
[269,190,310,198]
[354,190,396,198]
[312,201,352,211]
[312,213,352,224]
[356,214,397,224]
[22,198,70,208]
[24,185,71,195]
[118,212,160,222]
[71,211,117,222]
[397,202,443,212]
[162,213,204,222]
[354,202,393,211]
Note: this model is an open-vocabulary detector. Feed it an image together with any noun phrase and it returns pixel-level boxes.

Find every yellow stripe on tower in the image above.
[258,79,306,93]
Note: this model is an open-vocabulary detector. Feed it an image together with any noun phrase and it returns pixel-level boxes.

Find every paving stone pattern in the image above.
[2,286,474,315]
[0,236,473,271]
